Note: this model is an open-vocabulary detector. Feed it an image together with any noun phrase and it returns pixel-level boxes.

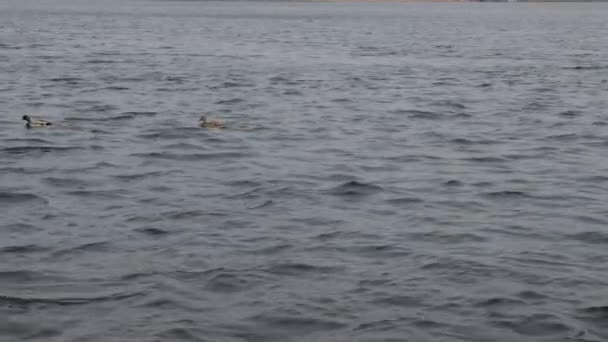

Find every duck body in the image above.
[199,115,225,129]
[22,115,52,128]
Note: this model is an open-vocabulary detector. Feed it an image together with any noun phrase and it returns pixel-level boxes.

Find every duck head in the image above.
[199,115,207,124]
[22,115,31,123]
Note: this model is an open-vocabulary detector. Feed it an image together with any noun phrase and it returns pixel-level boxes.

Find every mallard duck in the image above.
[199,115,225,129]
[22,115,52,128]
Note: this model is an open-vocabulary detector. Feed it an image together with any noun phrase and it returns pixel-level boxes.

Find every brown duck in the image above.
[199,115,225,129]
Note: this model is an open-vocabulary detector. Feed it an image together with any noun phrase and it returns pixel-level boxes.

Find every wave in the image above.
[390,109,444,120]
[248,200,274,209]
[121,111,157,117]
[0,244,51,254]
[0,192,47,205]
[385,197,424,205]
[53,241,112,256]
[215,98,244,105]
[579,305,608,317]
[262,262,343,276]
[464,156,508,163]
[65,190,128,199]
[250,312,346,332]
[134,227,169,236]
[408,231,486,244]
[112,171,169,181]
[474,296,525,307]
[567,231,608,244]
[48,77,83,83]
[0,270,64,283]
[204,272,260,293]
[559,110,582,118]
[2,146,84,155]
[43,176,93,188]
[131,151,249,161]
[371,294,423,307]
[4,138,53,144]
[563,65,608,71]
[337,244,411,258]
[483,191,531,199]
[103,86,130,91]
[491,313,572,337]
[0,291,142,307]
[326,181,383,197]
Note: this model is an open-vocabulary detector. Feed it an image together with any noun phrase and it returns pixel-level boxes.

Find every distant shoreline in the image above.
[300,0,469,2]
[296,0,602,2]
[302,0,470,2]
[303,0,471,2]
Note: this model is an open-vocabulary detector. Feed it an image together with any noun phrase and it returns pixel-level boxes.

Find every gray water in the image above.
[1,1,608,341]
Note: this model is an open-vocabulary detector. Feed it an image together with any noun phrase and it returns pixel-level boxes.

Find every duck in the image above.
[199,115,225,129]
[22,115,52,128]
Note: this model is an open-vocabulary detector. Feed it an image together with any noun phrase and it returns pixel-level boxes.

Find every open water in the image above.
[1,1,608,341]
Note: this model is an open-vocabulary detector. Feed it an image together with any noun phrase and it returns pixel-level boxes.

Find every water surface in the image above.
[1,1,608,341]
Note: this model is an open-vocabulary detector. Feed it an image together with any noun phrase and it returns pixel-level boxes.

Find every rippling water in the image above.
[1,1,608,341]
